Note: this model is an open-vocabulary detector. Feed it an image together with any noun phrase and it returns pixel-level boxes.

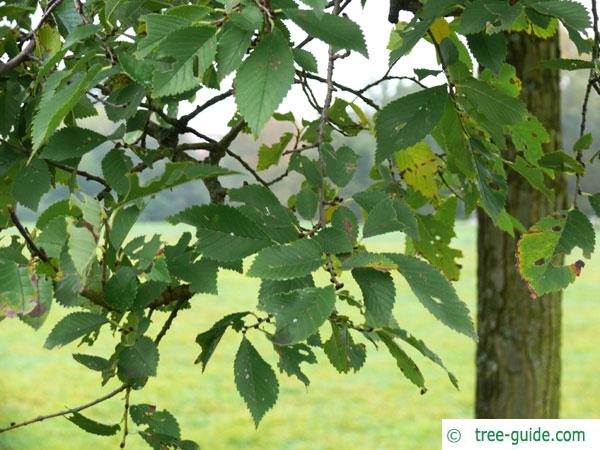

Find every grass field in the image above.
[0,221,599,450]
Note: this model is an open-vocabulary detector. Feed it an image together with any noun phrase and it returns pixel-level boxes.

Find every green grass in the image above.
[1,221,599,450]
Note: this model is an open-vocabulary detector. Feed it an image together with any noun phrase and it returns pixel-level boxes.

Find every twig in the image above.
[0,385,128,434]
[226,149,270,187]
[179,90,234,124]
[7,207,49,263]
[119,388,131,449]
[154,295,189,345]
[301,71,381,110]
[575,0,599,208]
[0,0,65,75]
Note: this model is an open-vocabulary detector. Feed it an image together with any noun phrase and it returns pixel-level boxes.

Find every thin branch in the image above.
[575,0,599,208]
[301,71,381,110]
[154,295,189,345]
[0,0,65,75]
[179,90,234,124]
[119,388,131,449]
[226,149,270,187]
[0,384,128,434]
[7,207,50,263]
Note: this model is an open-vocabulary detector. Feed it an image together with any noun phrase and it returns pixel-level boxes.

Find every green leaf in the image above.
[473,148,507,221]
[41,127,106,161]
[195,312,250,371]
[0,80,24,135]
[122,162,234,205]
[66,411,120,436]
[295,187,318,220]
[322,145,359,188]
[432,103,474,177]
[118,336,159,381]
[11,159,51,211]
[235,28,294,135]
[363,197,419,240]
[44,312,108,349]
[459,0,522,34]
[152,26,217,97]
[229,5,263,31]
[386,253,477,340]
[72,353,111,372]
[67,222,97,278]
[105,0,145,26]
[323,321,366,373]
[313,227,353,254]
[340,251,398,272]
[169,204,271,262]
[102,149,133,197]
[103,266,138,312]
[466,32,507,74]
[216,22,254,80]
[533,58,594,71]
[292,48,318,72]
[32,65,103,150]
[574,133,593,151]
[538,151,584,174]
[375,86,449,163]
[130,404,180,438]
[259,286,336,345]
[284,9,368,57]
[352,268,395,328]
[457,78,526,127]
[589,194,600,217]
[234,337,279,427]
[517,209,595,297]
[0,260,38,316]
[385,327,459,389]
[389,18,432,66]
[36,216,67,259]
[109,205,141,250]
[257,132,293,171]
[275,343,317,387]
[525,0,591,30]
[377,330,425,390]
[248,239,323,280]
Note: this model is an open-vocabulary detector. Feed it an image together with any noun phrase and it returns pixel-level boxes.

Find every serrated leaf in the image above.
[130,404,180,438]
[257,132,293,171]
[11,159,51,211]
[533,58,594,71]
[322,145,359,188]
[340,251,398,271]
[363,197,419,240]
[292,48,318,72]
[313,227,353,254]
[32,65,103,150]
[466,32,507,74]
[385,326,459,389]
[284,9,368,57]
[377,330,425,390]
[103,266,137,312]
[375,86,449,163]
[0,260,38,317]
[195,312,250,371]
[66,411,120,436]
[295,188,318,220]
[41,127,106,161]
[72,353,111,371]
[323,321,366,373]
[169,204,271,262]
[457,77,526,127]
[152,27,217,97]
[44,312,108,349]
[395,141,440,198]
[385,253,476,340]
[352,268,395,328]
[67,223,96,278]
[589,194,600,217]
[460,0,522,34]
[234,337,279,427]
[235,28,294,135]
[259,286,336,345]
[118,336,159,381]
[216,22,253,80]
[517,209,595,297]
[525,0,591,30]
[248,239,323,280]
[275,343,316,387]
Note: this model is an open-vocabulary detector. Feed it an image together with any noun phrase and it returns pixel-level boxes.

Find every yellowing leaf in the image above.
[430,18,450,43]
[395,142,439,198]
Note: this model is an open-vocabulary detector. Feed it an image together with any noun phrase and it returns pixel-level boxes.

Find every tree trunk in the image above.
[475,32,566,418]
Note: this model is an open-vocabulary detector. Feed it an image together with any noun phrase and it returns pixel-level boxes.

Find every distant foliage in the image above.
[0,0,598,447]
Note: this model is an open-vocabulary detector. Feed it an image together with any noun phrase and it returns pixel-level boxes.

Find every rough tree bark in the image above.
[476,32,566,418]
